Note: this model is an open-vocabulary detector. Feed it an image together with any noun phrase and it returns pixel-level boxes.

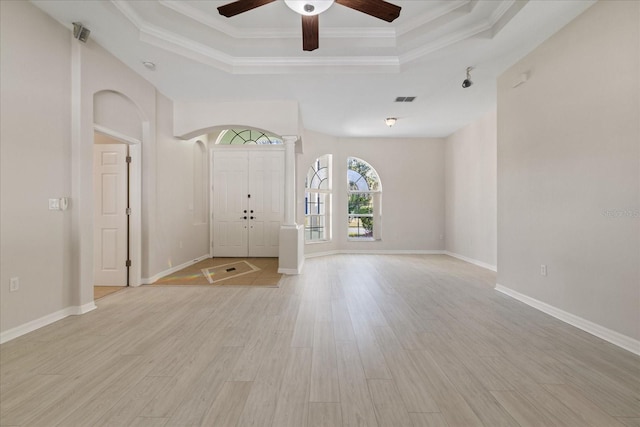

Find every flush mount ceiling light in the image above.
[218,0,401,51]
[142,61,156,71]
[284,0,334,16]
[385,117,397,127]
[462,66,473,88]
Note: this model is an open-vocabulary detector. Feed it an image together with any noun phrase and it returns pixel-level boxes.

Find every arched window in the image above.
[305,155,332,242]
[215,129,283,145]
[347,157,381,240]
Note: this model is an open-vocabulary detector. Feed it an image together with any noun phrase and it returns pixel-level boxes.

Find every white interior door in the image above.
[211,149,284,258]
[248,151,284,257]
[212,151,249,257]
[93,143,128,286]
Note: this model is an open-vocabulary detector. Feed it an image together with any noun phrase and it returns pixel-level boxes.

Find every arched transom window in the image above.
[216,129,283,145]
[347,157,381,240]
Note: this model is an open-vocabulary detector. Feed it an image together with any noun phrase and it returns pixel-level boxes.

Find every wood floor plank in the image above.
[200,381,253,427]
[373,327,439,413]
[235,330,294,427]
[351,318,392,380]
[291,301,316,348]
[271,347,312,427]
[408,412,450,427]
[336,342,379,426]
[166,346,244,426]
[94,376,173,427]
[1,254,638,427]
[229,315,280,381]
[617,418,640,427]
[408,350,483,427]
[424,346,519,427]
[491,389,557,427]
[542,383,626,427]
[127,417,168,427]
[309,321,340,403]
[367,379,413,427]
[332,298,356,343]
[308,402,343,427]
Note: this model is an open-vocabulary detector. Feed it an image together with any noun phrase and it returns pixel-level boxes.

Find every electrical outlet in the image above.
[10,277,19,292]
[49,198,60,210]
[540,264,547,276]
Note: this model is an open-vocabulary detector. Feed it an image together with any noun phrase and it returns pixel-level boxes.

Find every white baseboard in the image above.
[141,254,210,285]
[305,249,445,259]
[0,302,97,345]
[495,284,640,356]
[278,256,305,275]
[444,251,497,272]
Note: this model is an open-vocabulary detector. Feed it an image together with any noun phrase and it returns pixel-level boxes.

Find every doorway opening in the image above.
[92,126,142,294]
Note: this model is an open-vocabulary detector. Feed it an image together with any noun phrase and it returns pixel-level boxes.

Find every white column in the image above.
[282,135,297,226]
[279,135,304,274]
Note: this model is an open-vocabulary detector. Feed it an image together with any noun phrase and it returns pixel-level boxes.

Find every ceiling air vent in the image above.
[395,96,416,102]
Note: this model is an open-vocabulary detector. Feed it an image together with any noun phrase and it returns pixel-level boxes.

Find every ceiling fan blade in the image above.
[335,0,401,22]
[302,15,319,51]
[217,0,277,17]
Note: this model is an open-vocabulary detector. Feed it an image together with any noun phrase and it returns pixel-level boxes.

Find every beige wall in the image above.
[155,93,210,274]
[497,0,639,341]
[0,0,210,338]
[445,110,497,269]
[1,0,73,332]
[299,130,446,254]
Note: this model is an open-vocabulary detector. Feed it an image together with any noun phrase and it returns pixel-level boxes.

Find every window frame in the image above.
[305,155,332,243]
[347,157,382,241]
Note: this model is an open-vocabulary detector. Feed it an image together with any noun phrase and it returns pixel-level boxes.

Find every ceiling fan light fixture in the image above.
[284,0,334,16]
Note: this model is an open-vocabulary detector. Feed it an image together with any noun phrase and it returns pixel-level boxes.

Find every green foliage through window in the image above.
[347,157,381,239]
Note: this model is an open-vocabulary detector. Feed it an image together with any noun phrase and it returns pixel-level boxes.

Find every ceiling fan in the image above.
[217,0,401,51]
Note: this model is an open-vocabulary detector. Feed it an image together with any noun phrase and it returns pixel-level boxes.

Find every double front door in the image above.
[212,149,284,257]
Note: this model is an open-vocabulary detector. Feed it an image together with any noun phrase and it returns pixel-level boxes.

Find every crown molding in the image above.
[159,0,395,40]
[111,0,522,74]
[396,0,472,36]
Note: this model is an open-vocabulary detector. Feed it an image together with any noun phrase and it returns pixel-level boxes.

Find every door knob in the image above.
[244,210,247,213]
[242,216,247,220]
[250,216,255,220]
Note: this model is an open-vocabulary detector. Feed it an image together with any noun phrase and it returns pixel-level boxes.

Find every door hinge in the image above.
[126,156,132,163]
[125,259,132,267]
[126,208,132,215]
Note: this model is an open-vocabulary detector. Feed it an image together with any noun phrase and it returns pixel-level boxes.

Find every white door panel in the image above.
[248,151,284,257]
[212,151,249,257]
[212,149,284,258]
[94,144,128,286]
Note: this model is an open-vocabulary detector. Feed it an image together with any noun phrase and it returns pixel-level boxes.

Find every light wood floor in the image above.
[1,254,639,427]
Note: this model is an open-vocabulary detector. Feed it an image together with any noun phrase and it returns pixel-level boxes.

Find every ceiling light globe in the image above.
[284,0,334,16]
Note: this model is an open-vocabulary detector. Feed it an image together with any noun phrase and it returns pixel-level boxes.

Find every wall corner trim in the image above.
[0,302,97,344]
[444,251,497,271]
[495,284,640,356]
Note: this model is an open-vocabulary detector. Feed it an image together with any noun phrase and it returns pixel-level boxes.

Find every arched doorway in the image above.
[92,90,144,291]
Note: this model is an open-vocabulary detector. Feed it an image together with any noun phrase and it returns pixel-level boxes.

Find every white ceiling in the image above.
[32,0,595,138]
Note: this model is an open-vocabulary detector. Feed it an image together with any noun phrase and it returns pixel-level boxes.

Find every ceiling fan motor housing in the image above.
[284,0,334,16]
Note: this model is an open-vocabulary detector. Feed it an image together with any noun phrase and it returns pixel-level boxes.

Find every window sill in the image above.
[305,239,332,245]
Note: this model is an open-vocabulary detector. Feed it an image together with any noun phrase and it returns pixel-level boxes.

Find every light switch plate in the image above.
[49,198,60,210]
